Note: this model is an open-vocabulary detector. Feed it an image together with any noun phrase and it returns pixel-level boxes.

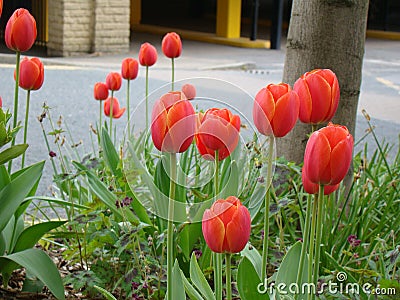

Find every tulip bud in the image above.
[0,96,2,107]
[139,42,158,67]
[294,69,340,125]
[104,97,126,119]
[121,58,139,80]
[94,82,109,101]
[202,196,251,254]
[162,32,182,59]
[5,8,37,52]
[151,91,195,153]
[196,108,240,161]
[253,83,299,137]
[304,123,353,186]
[17,57,44,91]
[106,72,122,91]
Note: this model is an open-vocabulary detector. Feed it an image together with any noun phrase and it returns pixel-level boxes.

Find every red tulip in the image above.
[5,8,37,52]
[196,108,240,161]
[294,69,340,124]
[121,58,139,80]
[302,166,339,195]
[151,91,195,153]
[106,72,122,91]
[253,83,299,137]
[162,32,182,59]
[139,42,157,67]
[104,97,126,119]
[17,57,44,91]
[94,82,109,100]
[202,196,251,254]
[304,123,353,186]
[181,83,196,100]
[0,97,2,107]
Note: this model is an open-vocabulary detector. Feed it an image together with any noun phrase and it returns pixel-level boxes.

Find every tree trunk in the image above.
[278,0,369,163]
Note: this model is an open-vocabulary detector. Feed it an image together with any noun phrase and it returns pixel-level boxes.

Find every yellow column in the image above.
[131,0,141,26]
[216,0,242,38]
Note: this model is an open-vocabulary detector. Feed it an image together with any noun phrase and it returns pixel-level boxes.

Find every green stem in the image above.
[99,100,102,131]
[21,90,31,168]
[213,149,222,300]
[261,135,274,282]
[127,79,131,138]
[8,51,21,173]
[171,58,175,91]
[225,253,232,300]
[145,66,149,131]
[109,91,114,141]
[167,153,177,300]
[313,185,325,287]
[307,194,318,300]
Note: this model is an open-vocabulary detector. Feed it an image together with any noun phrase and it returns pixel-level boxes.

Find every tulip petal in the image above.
[225,205,251,253]
[212,200,236,227]
[151,99,168,151]
[329,137,353,185]
[306,74,332,124]
[271,91,299,137]
[294,78,313,123]
[253,88,275,135]
[202,209,225,253]
[304,131,331,184]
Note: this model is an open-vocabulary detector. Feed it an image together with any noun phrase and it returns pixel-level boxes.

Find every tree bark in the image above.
[278,0,369,163]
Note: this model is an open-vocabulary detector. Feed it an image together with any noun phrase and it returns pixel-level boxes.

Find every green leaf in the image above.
[190,253,215,300]
[180,269,204,300]
[101,128,122,178]
[73,161,138,225]
[171,260,186,300]
[0,144,28,165]
[13,221,66,252]
[0,248,65,300]
[0,165,10,190]
[220,161,239,199]
[93,285,118,300]
[237,257,266,300]
[240,243,262,279]
[275,241,307,299]
[23,196,90,210]
[0,161,44,232]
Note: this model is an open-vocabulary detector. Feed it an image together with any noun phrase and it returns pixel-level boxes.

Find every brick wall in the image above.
[47,0,130,56]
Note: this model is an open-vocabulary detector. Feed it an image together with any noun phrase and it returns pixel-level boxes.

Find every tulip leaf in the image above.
[240,243,262,279]
[275,241,308,299]
[0,144,28,165]
[101,128,123,178]
[0,248,65,300]
[180,269,204,300]
[237,257,266,300]
[220,161,239,199]
[247,183,266,220]
[190,253,215,300]
[0,165,11,190]
[0,161,44,233]
[94,285,118,300]
[171,259,186,300]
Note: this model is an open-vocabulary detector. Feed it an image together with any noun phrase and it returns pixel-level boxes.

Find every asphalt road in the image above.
[0,34,399,196]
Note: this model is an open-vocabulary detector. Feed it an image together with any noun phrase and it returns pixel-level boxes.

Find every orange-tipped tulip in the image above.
[162,32,182,59]
[294,69,340,124]
[0,0,3,18]
[104,97,126,119]
[139,42,158,67]
[181,83,196,100]
[17,57,44,91]
[202,196,251,254]
[151,91,195,153]
[106,72,122,91]
[304,123,353,186]
[302,166,339,195]
[196,108,240,161]
[94,82,109,100]
[5,8,37,52]
[121,58,139,80]
[253,83,299,137]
